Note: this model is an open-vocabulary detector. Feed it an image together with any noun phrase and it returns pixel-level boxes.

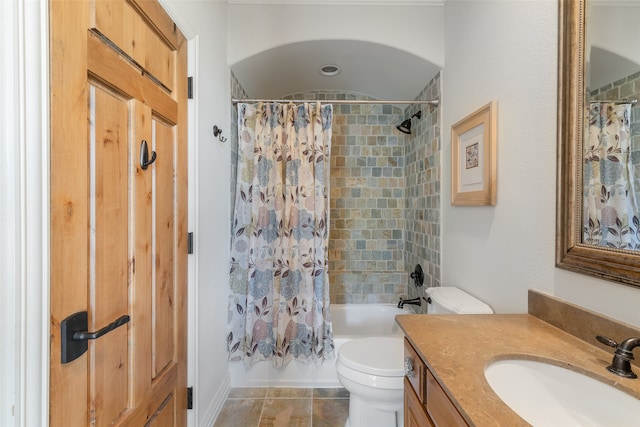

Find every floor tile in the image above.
[228,387,269,399]
[213,398,263,427]
[267,387,313,398]
[214,387,351,427]
[259,398,312,427]
[313,388,349,399]
[312,398,349,427]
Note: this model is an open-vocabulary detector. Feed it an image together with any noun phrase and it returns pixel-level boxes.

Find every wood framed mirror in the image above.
[556,0,640,288]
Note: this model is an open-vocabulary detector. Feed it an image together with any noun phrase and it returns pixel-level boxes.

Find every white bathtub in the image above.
[229,304,410,388]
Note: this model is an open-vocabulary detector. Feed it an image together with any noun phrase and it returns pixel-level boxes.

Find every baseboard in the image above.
[199,372,231,427]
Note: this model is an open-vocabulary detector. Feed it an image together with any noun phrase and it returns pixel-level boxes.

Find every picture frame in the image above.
[451,101,497,206]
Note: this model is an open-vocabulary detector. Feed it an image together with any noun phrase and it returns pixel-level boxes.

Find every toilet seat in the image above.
[337,337,404,377]
[336,361,404,390]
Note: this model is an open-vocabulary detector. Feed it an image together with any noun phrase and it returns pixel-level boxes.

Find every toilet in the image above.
[425,286,494,314]
[336,286,493,427]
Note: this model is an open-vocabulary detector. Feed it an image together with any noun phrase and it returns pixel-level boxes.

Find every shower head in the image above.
[396,110,422,134]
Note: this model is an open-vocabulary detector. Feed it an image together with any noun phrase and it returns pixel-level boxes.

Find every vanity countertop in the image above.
[396,313,640,426]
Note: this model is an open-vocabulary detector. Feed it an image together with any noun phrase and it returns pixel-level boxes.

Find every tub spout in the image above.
[398,297,421,309]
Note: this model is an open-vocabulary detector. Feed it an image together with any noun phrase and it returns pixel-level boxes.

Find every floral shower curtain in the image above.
[227,102,334,367]
[583,101,639,249]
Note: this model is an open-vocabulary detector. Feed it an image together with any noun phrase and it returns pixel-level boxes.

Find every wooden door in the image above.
[49,1,188,426]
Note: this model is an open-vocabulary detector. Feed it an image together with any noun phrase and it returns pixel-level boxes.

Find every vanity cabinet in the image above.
[404,377,434,427]
[404,338,469,427]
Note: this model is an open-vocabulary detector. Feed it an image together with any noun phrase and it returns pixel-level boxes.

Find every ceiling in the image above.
[231,39,441,101]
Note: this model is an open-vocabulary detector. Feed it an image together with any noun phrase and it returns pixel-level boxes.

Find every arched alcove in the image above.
[231,39,441,100]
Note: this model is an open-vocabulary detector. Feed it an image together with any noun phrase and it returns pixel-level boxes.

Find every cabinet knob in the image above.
[404,356,415,377]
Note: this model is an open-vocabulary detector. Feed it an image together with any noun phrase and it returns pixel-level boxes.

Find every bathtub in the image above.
[229,304,411,388]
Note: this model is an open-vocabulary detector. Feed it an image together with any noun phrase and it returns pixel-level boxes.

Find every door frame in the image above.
[3,0,50,425]
[156,2,200,425]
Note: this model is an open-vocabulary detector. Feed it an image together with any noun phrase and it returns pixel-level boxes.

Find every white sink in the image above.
[484,359,640,427]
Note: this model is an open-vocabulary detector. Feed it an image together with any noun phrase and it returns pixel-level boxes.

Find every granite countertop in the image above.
[396,314,640,427]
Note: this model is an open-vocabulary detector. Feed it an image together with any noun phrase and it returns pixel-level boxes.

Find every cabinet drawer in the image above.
[426,370,468,427]
[403,338,425,401]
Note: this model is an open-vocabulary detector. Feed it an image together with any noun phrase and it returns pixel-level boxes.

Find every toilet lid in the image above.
[426,286,494,314]
[337,337,404,376]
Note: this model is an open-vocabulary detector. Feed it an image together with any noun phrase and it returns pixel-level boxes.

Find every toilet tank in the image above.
[425,287,494,314]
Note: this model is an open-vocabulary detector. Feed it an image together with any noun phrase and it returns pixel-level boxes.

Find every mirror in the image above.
[556,0,640,288]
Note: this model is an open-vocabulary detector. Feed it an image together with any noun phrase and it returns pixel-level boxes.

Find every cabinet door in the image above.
[404,378,434,427]
[426,370,468,427]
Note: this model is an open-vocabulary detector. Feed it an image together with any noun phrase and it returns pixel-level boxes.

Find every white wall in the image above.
[227,3,444,67]
[442,0,640,327]
[160,1,232,426]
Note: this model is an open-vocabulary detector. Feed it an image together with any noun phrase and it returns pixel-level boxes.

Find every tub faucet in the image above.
[596,335,640,379]
[398,297,421,309]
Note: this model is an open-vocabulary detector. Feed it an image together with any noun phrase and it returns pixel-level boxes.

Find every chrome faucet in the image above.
[596,335,640,379]
[398,297,421,309]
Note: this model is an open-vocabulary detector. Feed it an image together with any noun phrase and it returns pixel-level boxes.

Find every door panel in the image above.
[132,100,154,408]
[87,31,178,124]
[90,84,131,426]
[153,118,176,378]
[50,1,187,425]
[92,0,175,91]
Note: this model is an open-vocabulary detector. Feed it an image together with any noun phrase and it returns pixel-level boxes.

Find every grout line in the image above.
[257,396,266,427]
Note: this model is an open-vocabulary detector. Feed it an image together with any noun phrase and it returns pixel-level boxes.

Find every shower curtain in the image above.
[583,101,639,249]
[227,102,334,367]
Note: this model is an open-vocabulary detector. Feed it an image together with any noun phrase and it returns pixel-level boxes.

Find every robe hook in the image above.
[213,125,227,142]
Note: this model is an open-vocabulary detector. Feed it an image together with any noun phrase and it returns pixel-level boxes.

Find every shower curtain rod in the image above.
[231,97,439,106]
[589,98,637,105]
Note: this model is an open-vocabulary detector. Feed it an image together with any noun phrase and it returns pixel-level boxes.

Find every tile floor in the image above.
[213,387,350,427]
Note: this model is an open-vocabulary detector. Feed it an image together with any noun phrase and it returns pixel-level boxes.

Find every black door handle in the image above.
[61,311,130,364]
[73,315,130,341]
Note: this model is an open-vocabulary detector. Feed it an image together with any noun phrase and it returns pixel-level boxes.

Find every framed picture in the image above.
[451,101,497,206]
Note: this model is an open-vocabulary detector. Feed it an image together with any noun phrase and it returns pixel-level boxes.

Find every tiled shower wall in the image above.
[403,75,442,312]
[229,75,442,305]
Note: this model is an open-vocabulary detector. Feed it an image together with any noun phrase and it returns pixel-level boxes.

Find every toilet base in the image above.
[343,394,403,427]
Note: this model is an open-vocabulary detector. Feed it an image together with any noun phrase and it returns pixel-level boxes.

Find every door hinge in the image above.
[187,77,193,99]
[187,387,193,410]
[187,232,194,254]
